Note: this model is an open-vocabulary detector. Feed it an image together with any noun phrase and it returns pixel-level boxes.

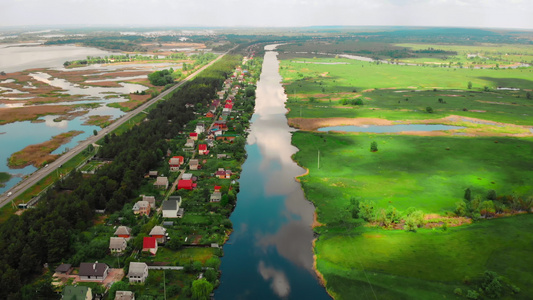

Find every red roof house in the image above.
[177,179,195,190]
[198,144,208,155]
[142,237,158,255]
[214,186,221,192]
[189,132,198,141]
[169,156,184,172]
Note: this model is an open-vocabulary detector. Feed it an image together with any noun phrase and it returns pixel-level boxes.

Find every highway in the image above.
[0,51,229,209]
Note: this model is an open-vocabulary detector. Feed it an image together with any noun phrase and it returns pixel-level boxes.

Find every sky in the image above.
[1,0,533,30]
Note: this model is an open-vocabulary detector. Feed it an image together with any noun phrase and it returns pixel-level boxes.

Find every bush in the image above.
[370,141,378,152]
[426,106,434,113]
[466,290,479,299]
[358,200,375,222]
[403,210,425,232]
[454,288,463,296]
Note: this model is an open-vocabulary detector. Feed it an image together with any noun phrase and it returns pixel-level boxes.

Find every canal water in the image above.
[215,45,330,299]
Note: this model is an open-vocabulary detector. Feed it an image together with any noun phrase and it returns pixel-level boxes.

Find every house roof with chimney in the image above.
[79,262,109,277]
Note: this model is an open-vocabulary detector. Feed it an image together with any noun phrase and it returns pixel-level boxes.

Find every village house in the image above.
[142,237,158,255]
[109,237,127,254]
[195,122,205,134]
[162,197,181,218]
[115,291,136,300]
[216,134,238,142]
[148,170,158,178]
[198,144,208,155]
[149,226,167,243]
[217,154,228,159]
[169,156,184,172]
[213,121,228,131]
[132,200,150,216]
[189,159,199,170]
[78,262,109,282]
[142,195,156,209]
[182,173,193,180]
[55,263,72,275]
[185,138,195,148]
[62,285,92,300]
[177,179,195,190]
[214,186,222,192]
[153,176,169,190]
[128,262,149,284]
[215,168,232,179]
[210,191,222,202]
[114,226,132,240]
[189,132,198,141]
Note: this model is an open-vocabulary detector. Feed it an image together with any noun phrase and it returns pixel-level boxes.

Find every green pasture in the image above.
[293,132,533,220]
[316,214,533,299]
[280,58,533,93]
[286,88,533,126]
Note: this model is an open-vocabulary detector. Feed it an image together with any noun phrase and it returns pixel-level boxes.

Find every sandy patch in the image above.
[81,81,123,87]
[312,211,324,228]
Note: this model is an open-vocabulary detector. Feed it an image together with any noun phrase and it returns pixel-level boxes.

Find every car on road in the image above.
[7,192,12,197]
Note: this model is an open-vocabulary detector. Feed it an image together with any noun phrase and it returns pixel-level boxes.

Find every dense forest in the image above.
[0,54,242,300]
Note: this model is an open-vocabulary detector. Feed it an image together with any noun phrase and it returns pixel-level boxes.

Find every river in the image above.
[215,45,330,299]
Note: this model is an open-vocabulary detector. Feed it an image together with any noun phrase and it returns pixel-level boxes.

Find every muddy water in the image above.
[215,45,330,299]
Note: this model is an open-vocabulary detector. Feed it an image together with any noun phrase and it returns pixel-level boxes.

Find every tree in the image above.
[464,188,472,201]
[192,278,213,300]
[370,141,378,152]
[526,92,531,100]
[487,189,497,200]
[468,81,472,89]
[93,129,98,136]
[426,106,434,113]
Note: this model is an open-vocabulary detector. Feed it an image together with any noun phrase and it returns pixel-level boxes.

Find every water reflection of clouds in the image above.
[258,261,291,299]
[257,220,314,273]
[43,115,68,128]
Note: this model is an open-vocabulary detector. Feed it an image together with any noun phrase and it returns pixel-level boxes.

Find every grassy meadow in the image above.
[315,214,533,300]
[293,132,533,220]
[280,58,533,125]
[281,43,533,299]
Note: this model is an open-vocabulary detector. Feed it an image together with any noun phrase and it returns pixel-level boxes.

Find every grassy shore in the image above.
[0,172,10,188]
[8,130,84,168]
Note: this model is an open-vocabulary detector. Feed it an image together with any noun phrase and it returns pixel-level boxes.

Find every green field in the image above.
[316,214,533,300]
[282,44,533,300]
[395,43,533,66]
[281,58,533,92]
[293,132,533,220]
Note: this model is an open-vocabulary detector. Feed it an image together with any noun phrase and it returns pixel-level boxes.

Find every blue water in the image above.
[0,115,101,194]
[318,124,465,133]
[215,46,330,299]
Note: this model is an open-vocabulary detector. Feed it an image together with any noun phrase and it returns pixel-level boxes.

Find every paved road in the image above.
[0,51,229,209]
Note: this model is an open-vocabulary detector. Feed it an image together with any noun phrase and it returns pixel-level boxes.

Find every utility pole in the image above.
[318,149,320,170]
